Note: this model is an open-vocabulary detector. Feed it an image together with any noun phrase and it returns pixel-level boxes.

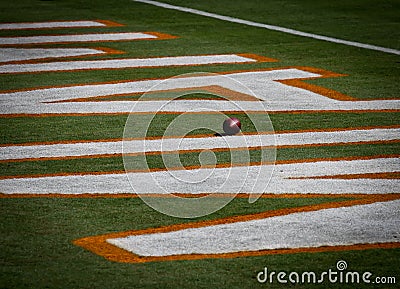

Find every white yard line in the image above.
[134,0,400,55]
[0,32,157,45]
[1,128,398,161]
[108,200,400,256]
[0,48,107,63]
[1,69,399,114]
[0,158,398,194]
[0,20,107,30]
[0,54,257,73]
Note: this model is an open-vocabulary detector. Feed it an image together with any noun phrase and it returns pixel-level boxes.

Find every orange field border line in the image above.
[71,193,400,263]
[94,20,125,27]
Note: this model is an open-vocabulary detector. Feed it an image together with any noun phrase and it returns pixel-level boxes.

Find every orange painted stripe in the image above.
[141,31,178,40]
[236,53,278,63]
[95,47,125,55]
[1,124,398,147]
[274,66,354,101]
[278,79,355,101]
[1,154,397,180]
[75,241,400,264]
[72,193,400,263]
[94,20,124,27]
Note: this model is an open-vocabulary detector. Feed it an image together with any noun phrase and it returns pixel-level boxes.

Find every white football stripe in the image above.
[0,158,398,194]
[2,100,397,115]
[0,68,317,103]
[0,48,106,63]
[0,32,157,45]
[0,54,256,73]
[1,69,399,114]
[107,200,400,256]
[1,128,398,161]
[0,20,107,30]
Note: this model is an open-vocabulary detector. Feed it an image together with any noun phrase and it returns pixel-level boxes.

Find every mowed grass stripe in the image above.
[1,112,399,144]
[0,142,397,178]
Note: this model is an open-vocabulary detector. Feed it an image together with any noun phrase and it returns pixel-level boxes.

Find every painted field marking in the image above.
[134,0,400,55]
[1,68,399,115]
[0,53,275,74]
[73,194,400,263]
[108,200,400,256]
[0,32,175,45]
[53,84,261,103]
[0,47,124,63]
[0,157,398,194]
[1,128,398,162]
[0,20,123,30]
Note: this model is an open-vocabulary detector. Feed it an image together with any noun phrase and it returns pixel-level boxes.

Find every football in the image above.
[223,117,241,135]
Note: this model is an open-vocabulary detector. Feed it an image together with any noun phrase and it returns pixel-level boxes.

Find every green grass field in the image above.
[0,0,399,288]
